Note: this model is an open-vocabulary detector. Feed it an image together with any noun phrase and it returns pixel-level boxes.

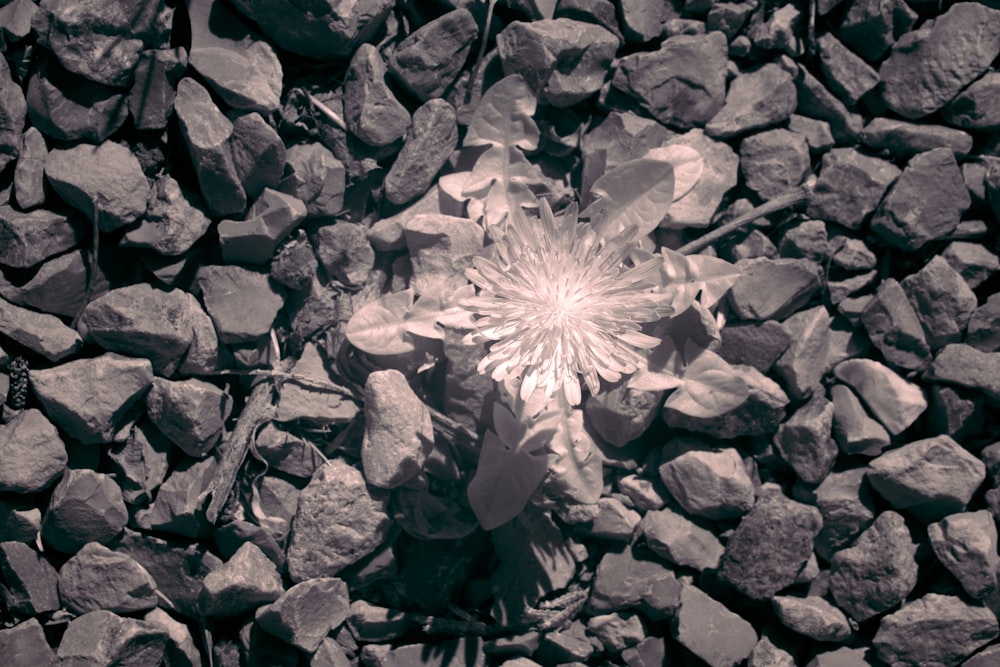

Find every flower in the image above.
[463,199,671,405]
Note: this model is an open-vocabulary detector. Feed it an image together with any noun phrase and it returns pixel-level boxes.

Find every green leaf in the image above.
[662,346,749,419]
[582,158,675,237]
[537,408,603,505]
[627,336,685,392]
[344,289,416,355]
[643,145,704,202]
[659,248,742,311]
[462,143,547,227]
[464,75,539,150]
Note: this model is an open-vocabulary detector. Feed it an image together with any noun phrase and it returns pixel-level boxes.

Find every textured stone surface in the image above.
[403,213,484,295]
[740,128,811,200]
[122,175,212,256]
[900,256,975,351]
[362,369,433,489]
[861,278,931,371]
[806,148,900,230]
[26,58,128,143]
[774,305,833,400]
[833,358,926,436]
[0,541,60,615]
[943,71,1000,130]
[280,143,345,219]
[925,344,1000,402]
[831,384,891,456]
[816,32,878,106]
[13,127,46,210]
[58,542,158,614]
[928,510,999,599]
[345,43,409,148]
[873,594,998,666]
[388,8,478,101]
[188,43,280,114]
[0,618,56,665]
[967,294,1000,352]
[0,205,83,269]
[672,583,757,667]
[313,222,374,287]
[145,378,227,457]
[0,295,82,362]
[196,265,284,344]
[774,392,837,484]
[706,63,796,139]
[638,506,723,571]
[659,448,754,520]
[794,64,864,143]
[860,117,974,158]
[727,258,822,321]
[129,47,186,131]
[773,595,853,642]
[384,99,458,206]
[0,408,66,494]
[56,610,167,667]
[134,456,216,540]
[41,469,127,554]
[814,468,876,562]
[227,112,285,202]
[256,578,350,652]
[199,541,282,617]
[218,188,305,265]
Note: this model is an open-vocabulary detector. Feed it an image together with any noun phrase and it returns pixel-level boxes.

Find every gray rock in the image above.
[772,595,853,642]
[279,143,345,219]
[255,578,350,653]
[725,228,778,262]
[879,2,1000,119]
[774,392,837,484]
[928,510,998,599]
[56,610,167,667]
[967,294,1000,352]
[403,213,483,295]
[361,369,433,489]
[0,408,66,494]
[834,358,926,436]
[144,608,200,667]
[585,384,663,447]
[925,344,1000,402]
[218,188,305,266]
[814,468,876,562]
[793,65,864,143]
[345,43,409,148]
[719,320,792,373]
[861,278,932,371]
[816,32,878,106]
[658,448,754,520]
[45,141,150,233]
[873,594,998,666]
[107,421,170,506]
[588,547,681,614]
[749,635,796,667]
[41,469,127,554]
[0,295,82,362]
[384,100,458,206]
[779,219,829,262]
[135,456,215,540]
[639,506,723,571]
[0,497,41,543]
[0,618,55,665]
[831,238,877,272]
[727,258,823,321]
[661,129,740,228]
[747,2,803,55]
[26,58,128,143]
[13,127,46,210]
[348,599,418,643]
[806,147,900,230]
[941,241,999,290]
[740,128,811,200]
[706,63,796,139]
[227,112,285,201]
[0,249,101,319]
[177,291,225,376]
[388,9,478,102]
[196,265,284,344]
[774,305,833,401]
[58,542,158,614]
[145,378,228,457]
[122,175,212,256]
[705,1,753,39]
[839,0,916,62]
[497,19,618,107]
[587,611,645,654]
[129,47,187,131]
[585,497,640,543]
[719,490,822,600]
[0,541,60,615]
[831,384,891,456]
[617,0,670,42]
[860,117,974,159]
[788,114,835,154]
[672,583,757,667]
[313,222,374,287]
[0,205,83,269]
[901,255,978,350]
[188,43,281,114]
[612,32,728,129]
[943,71,1000,130]
[200,541,283,617]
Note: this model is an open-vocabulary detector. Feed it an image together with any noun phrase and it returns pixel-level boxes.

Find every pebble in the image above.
[941,241,999,290]
[868,434,985,522]
[879,2,1000,119]
[280,143,345,219]
[0,618,55,665]
[129,47,187,131]
[928,384,985,444]
[403,213,484,295]
[218,188,306,266]
[189,43,281,114]
[196,265,284,344]
[705,63,797,140]
[45,141,150,233]
[388,8,477,102]
[497,18,618,107]
[57,610,167,666]
[813,468,876,563]
[705,1,753,39]
[174,77,246,217]
[588,547,681,615]
[0,249,99,318]
[928,510,998,599]
[727,258,823,321]
[774,304,833,400]
[41,469,127,554]
[779,219,829,262]
[719,320,792,373]
[943,71,1000,130]
[611,32,728,129]
[227,112,286,201]
[967,294,1000,352]
[860,278,932,371]
[831,238,877,272]
[806,147,901,230]
[739,128,811,200]
[0,408,66,494]
[638,506,723,571]
[367,637,485,667]
[724,228,777,261]
[718,491,823,600]
[793,65,864,144]
[617,0,668,42]
[0,295,82,362]
[0,496,40,543]
[584,497,640,542]
[26,58,127,143]
[58,541,158,614]
[901,255,977,350]
[0,540,60,615]
[748,2,803,55]
[838,0,916,62]
[178,291,226,375]
[925,344,1000,402]
[361,369,433,489]
[661,129,739,228]
[344,43,410,148]
[313,222,374,287]
[13,126,46,209]
[145,608,200,667]
[860,117,974,160]
[833,358,927,435]
[658,448,754,520]
[256,577,349,652]
[136,455,216,539]
[122,175,213,256]
[788,114,835,154]
[199,541,283,617]
[0,206,83,270]
[873,593,998,666]
[830,384,891,457]
[384,99,458,206]
[672,583,757,667]
[816,32,878,106]
[772,595,853,642]
[145,378,228,457]
[774,392,837,484]
[107,421,170,506]
[587,611,645,653]
[749,635,796,667]
[621,636,666,667]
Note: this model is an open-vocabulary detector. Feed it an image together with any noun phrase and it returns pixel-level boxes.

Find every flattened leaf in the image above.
[537,408,603,505]
[467,426,552,531]
[344,289,416,355]
[462,144,547,227]
[643,145,704,201]
[659,247,742,311]
[628,336,685,392]
[583,158,675,237]
[663,347,749,419]
[464,74,539,150]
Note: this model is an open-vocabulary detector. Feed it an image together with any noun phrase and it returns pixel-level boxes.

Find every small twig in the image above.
[307,92,347,131]
[675,180,814,256]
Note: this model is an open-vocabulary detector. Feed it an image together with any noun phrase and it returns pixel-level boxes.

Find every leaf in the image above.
[537,408,603,505]
[659,247,742,311]
[462,143,547,227]
[344,289,416,355]
[662,347,749,419]
[464,75,539,150]
[627,336,685,392]
[582,158,675,237]
[643,145,704,201]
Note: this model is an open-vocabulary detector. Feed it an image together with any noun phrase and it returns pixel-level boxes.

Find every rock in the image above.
[658,448,754,520]
[830,384,891,457]
[901,255,977,351]
[56,610,167,667]
[279,143,345,218]
[0,296,83,362]
[78,284,199,374]
[363,637,485,667]
[814,468,876,562]
[705,1,753,39]
[927,384,985,443]
[580,110,674,201]
[177,292,225,376]
[793,65,864,143]
[0,541,60,615]
[779,219,829,262]
[107,421,170,506]
[0,206,84,270]
[788,114,835,154]
[772,596,853,642]
[122,175,212,256]
[873,594,998,666]
[638,506,723,571]
[199,541,283,617]
[0,497,41,543]
[145,378,228,457]
[41,469,127,554]
[344,43,409,148]
[0,249,101,319]
[672,583,757,667]
[727,258,823,321]
[612,32,727,129]
[388,9,478,102]
[218,188,305,265]
[188,43,280,114]
[943,71,1000,130]
[839,0,916,62]
[0,408,66,494]
[831,238,877,272]
[585,384,663,447]
[806,147,900,230]
[879,3,1000,119]
[45,141,150,233]
[719,320,792,374]
[403,213,484,295]
[718,491,823,600]
[129,47,187,131]
[313,222,374,287]
[860,117,974,159]
[928,510,998,599]
[195,265,284,344]
[0,618,55,665]
[349,599,418,643]
[661,129,739,228]
[227,112,285,201]
[26,57,128,142]
[816,32,879,106]
[384,100,458,206]
[583,497,640,542]
[588,548,682,615]
[740,128,811,200]
[31,353,153,445]
[724,228,777,261]
[497,18,618,107]
[361,369,433,489]
[705,63,796,139]
[135,456,215,540]
[33,0,171,87]
[833,358,926,436]
[256,578,349,653]
[860,278,932,371]
[775,392,837,484]
[145,608,200,667]
[868,435,985,522]
[925,344,1000,402]
[13,127,46,210]
[617,0,669,42]
[749,635,796,667]
[286,459,391,582]
[967,294,1000,352]
[587,611,645,653]
[941,241,999,290]
[774,305,833,400]
[748,2,803,55]
[174,77,245,217]
[58,542,158,614]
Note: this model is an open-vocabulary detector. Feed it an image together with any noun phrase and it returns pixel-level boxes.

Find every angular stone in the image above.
[943,71,1000,130]
[617,0,669,42]
[255,578,350,653]
[839,0,916,62]
[41,469,127,554]
[129,47,187,131]
[135,456,215,540]
[639,506,723,571]
[0,296,82,363]
[793,65,864,143]
[388,9,478,102]
[831,238,876,272]
[144,608,200,667]
[26,58,128,143]
[788,114,835,154]
[967,294,1000,352]
[873,594,998,666]
[45,141,150,233]
[176,291,225,376]
[833,358,926,436]
[272,342,359,427]
[0,206,85,271]
[348,599,417,643]
[740,128,811,200]
[861,278,932,371]
[174,77,245,217]
[941,241,999,290]
[830,384,891,456]
[585,384,663,447]
[727,258,823,321]
[706,63,796,139]
[189,43,280,114]
[779,219,829,262]
[747,1,803,54]
[612,32,727,129]
[13,127,46,210]
[925,344,1000,402]
[661,129,739,228]
[719,491,823,600]
[344,43,409,148]
[0,541,60,615]
[361,369,433,490]
[718,320,791,374]
[775,392,837,485]
[816,32,878,106]
[145,378,227,457]
[107,421,170,506]
[58,542,158,614]
[384,100,458,206]
[672,583,757,667]
[879,3,1000,119]
[588,547,681,615]
[227,111,285,201]
[56,610,167,667]
[200,541,283,617]
[122,176,210,257]
[773,596,853,642]
[196,265,284,344]
[0,497,41,543]
[900,255,976,351]
[658,448,754,520]
[774,305,833,400]
[928,510,998,599]
[814,468,876,562]
[0,250,100,319]
[280,143,345,218]
[219,188,305,266]
[583,497,640,543]
[724,228,777,262]
[403,214,483,295]
[497,18,618,107]
[705,1,752,38]
[313,222,374,287]
[860,117,974,159]
[286,459,391,582]
[0,408,66,494]
[806,147,900,230]
[587,611,645,654]
[0,618,55,665]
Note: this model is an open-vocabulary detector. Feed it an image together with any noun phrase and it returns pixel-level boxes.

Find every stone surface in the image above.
[794,64,864,143]
[727,258,823,321]
[672,583,757,667]
[227,111,286,201]
[388,9,478,102]
[107,421,170,506]
[135,456,216,540]
[145,608,200,667]
[196,265,284,344]
[814,468,877,562]
[0,295,82,362]
[779,219,829,262]
[189,43,280,114]
[362,369,433,489]
[586,384,663,448]
[942,241,999,290]
[861,278,931,371]
[0,206,83,269]
[901,255,977,351]
[639,506,723,571]
[26,58,128,143]
[256,578,349,652]
[928,510,998,599]
[129,47,187,131]
[816,32,878,106]
[831,384,891,457]
[122,175,212,256]
[384,99,458,206]
[839,0,916,62]
[0,408,66,494]
[925,344,1000,402]
[403,213,484,295]
[218,188,305,265]
[706,63,796,139]
[58,542,158,614]
[0,618,56,665]
[860,117,974,158]
[873,594,998,666]
[584,497,640,543]
[145,377,228,457]
[806,148,900,230]
[967,294,1000,352]
[833,358,926,436]
[719,320,792,373]
[0,540,60,615]
[13,126,46,210]
[773,595,853,642]
[774,305,833,400]
[199,541,283,617]
[41,469,127,554]
[658,448,754,520]
[943,71,1000,130]
[740,128,811,200]
[56,610,167,667]
[661,129,740,228]
[280,143,345,219]
[313,222,374,287]
[345,43,409,148]
[588,547,681,615]
[774,392,837,484]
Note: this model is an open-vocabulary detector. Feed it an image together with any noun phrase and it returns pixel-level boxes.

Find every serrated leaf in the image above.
[643,145,703,201]
[583,158,675,237]
[464,75,539,150]
[344,289,416,355]
[659,247,742,311]
[537,408,603,505]
[663,348,748,419]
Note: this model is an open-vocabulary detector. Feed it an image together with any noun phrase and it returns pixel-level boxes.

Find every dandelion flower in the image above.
[464,199,671,405]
